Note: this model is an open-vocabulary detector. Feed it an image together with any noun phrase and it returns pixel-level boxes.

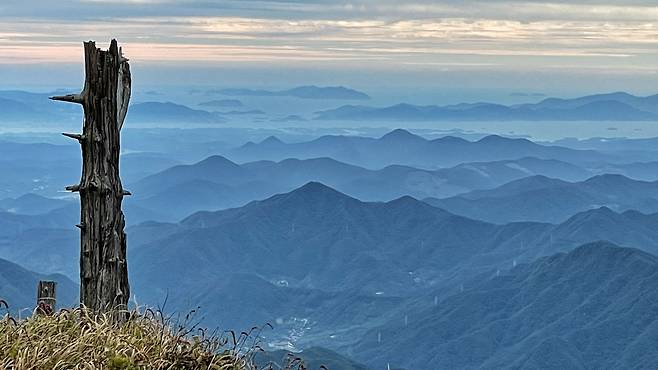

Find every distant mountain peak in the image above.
[260,136,285,146]
[388,194,420,204]
[380,129,424,142]
[593,91,635,99]
[562,241,657,265]
[431,135,469,144]
[478,134,506,141]
[270,181,361,207]
[196,155,239,168]
[477,134,529,144]
[295,181,342,195]
[561,206,621,225]
[597,205,615,212]
[583,173,635,184]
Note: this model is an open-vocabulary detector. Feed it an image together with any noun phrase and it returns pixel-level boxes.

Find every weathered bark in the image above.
[52,40,131,319]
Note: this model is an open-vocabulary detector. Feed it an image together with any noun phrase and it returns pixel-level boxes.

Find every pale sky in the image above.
[1,0,657,97]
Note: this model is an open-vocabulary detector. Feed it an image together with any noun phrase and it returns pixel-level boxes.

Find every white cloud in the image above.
[0,17,658,66]
[0,1,656,82]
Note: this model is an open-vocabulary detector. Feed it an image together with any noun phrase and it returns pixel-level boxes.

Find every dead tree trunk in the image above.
[51,40,131,319]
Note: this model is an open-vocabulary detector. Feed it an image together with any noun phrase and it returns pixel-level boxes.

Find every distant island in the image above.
[315,92,658,121]
[214,85,371,100]
[2,90,658,125]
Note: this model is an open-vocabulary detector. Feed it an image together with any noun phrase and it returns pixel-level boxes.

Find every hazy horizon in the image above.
[2,0,657,100]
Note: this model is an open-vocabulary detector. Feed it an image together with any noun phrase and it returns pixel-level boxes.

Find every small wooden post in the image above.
[36,280,56,315]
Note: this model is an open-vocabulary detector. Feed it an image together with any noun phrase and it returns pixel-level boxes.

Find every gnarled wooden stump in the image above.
[51,40,131,319]
[36,280,56,315]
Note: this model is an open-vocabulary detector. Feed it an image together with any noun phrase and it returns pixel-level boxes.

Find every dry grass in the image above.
[0,306,260,370]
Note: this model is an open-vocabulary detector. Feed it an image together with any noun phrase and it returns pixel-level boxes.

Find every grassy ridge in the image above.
[0,307,254,370]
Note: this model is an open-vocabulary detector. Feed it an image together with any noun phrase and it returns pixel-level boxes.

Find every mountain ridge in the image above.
[128,151,593,222]
[314,92,658,121]
[229,129,610,169]
[351,241,658,369]
[425,173,658,223]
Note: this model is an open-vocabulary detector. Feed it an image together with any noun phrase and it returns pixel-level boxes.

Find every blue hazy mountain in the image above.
[0,226,77,278]
[0,194,71,215]
[120,152,181,182]
[123,185,658,369]
[442,157,589,183]
[4,181,658,369]
[0,140,181,199]
[425,174,658,223]
[129,178,277,221]
[0,97,40,122]
[130,184,658,295]
[0,205,78,276]
[4,90,657,127]
[229,129,609,169]
[315,92,658,121]
[10,194,658,284]
[126,154,591,222]
[0,257,77,313]
[0,140,78,163]
[554,135,658,153]
[133,154,251,187]
[271,114,307,123]
[142,270,403,343]
[255,347,373,370]
[216,85,370,100]
[0,140,79,199]
[352,242,658,370]
[0,90,80,124]
[131,182,491,296]
[128,102,225,124]
[518,91,658,114]
[220,109,265,115]
[601,161,658,181]
[0,90,228,125]
[0,208,76,238]
[0,200,168,277]
[123,184,658,329]
[198,99,244,108]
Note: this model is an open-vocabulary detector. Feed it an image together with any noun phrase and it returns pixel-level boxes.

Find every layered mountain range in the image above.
[426,173,658,223]
[229,129,612,169]
[315,92,658,121]
[2,123,658,369]
[3,90,658,127]
[124,153,592,222]
[353,242,658,369]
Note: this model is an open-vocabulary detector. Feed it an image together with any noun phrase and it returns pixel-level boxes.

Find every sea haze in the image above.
[2,89,658,140]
